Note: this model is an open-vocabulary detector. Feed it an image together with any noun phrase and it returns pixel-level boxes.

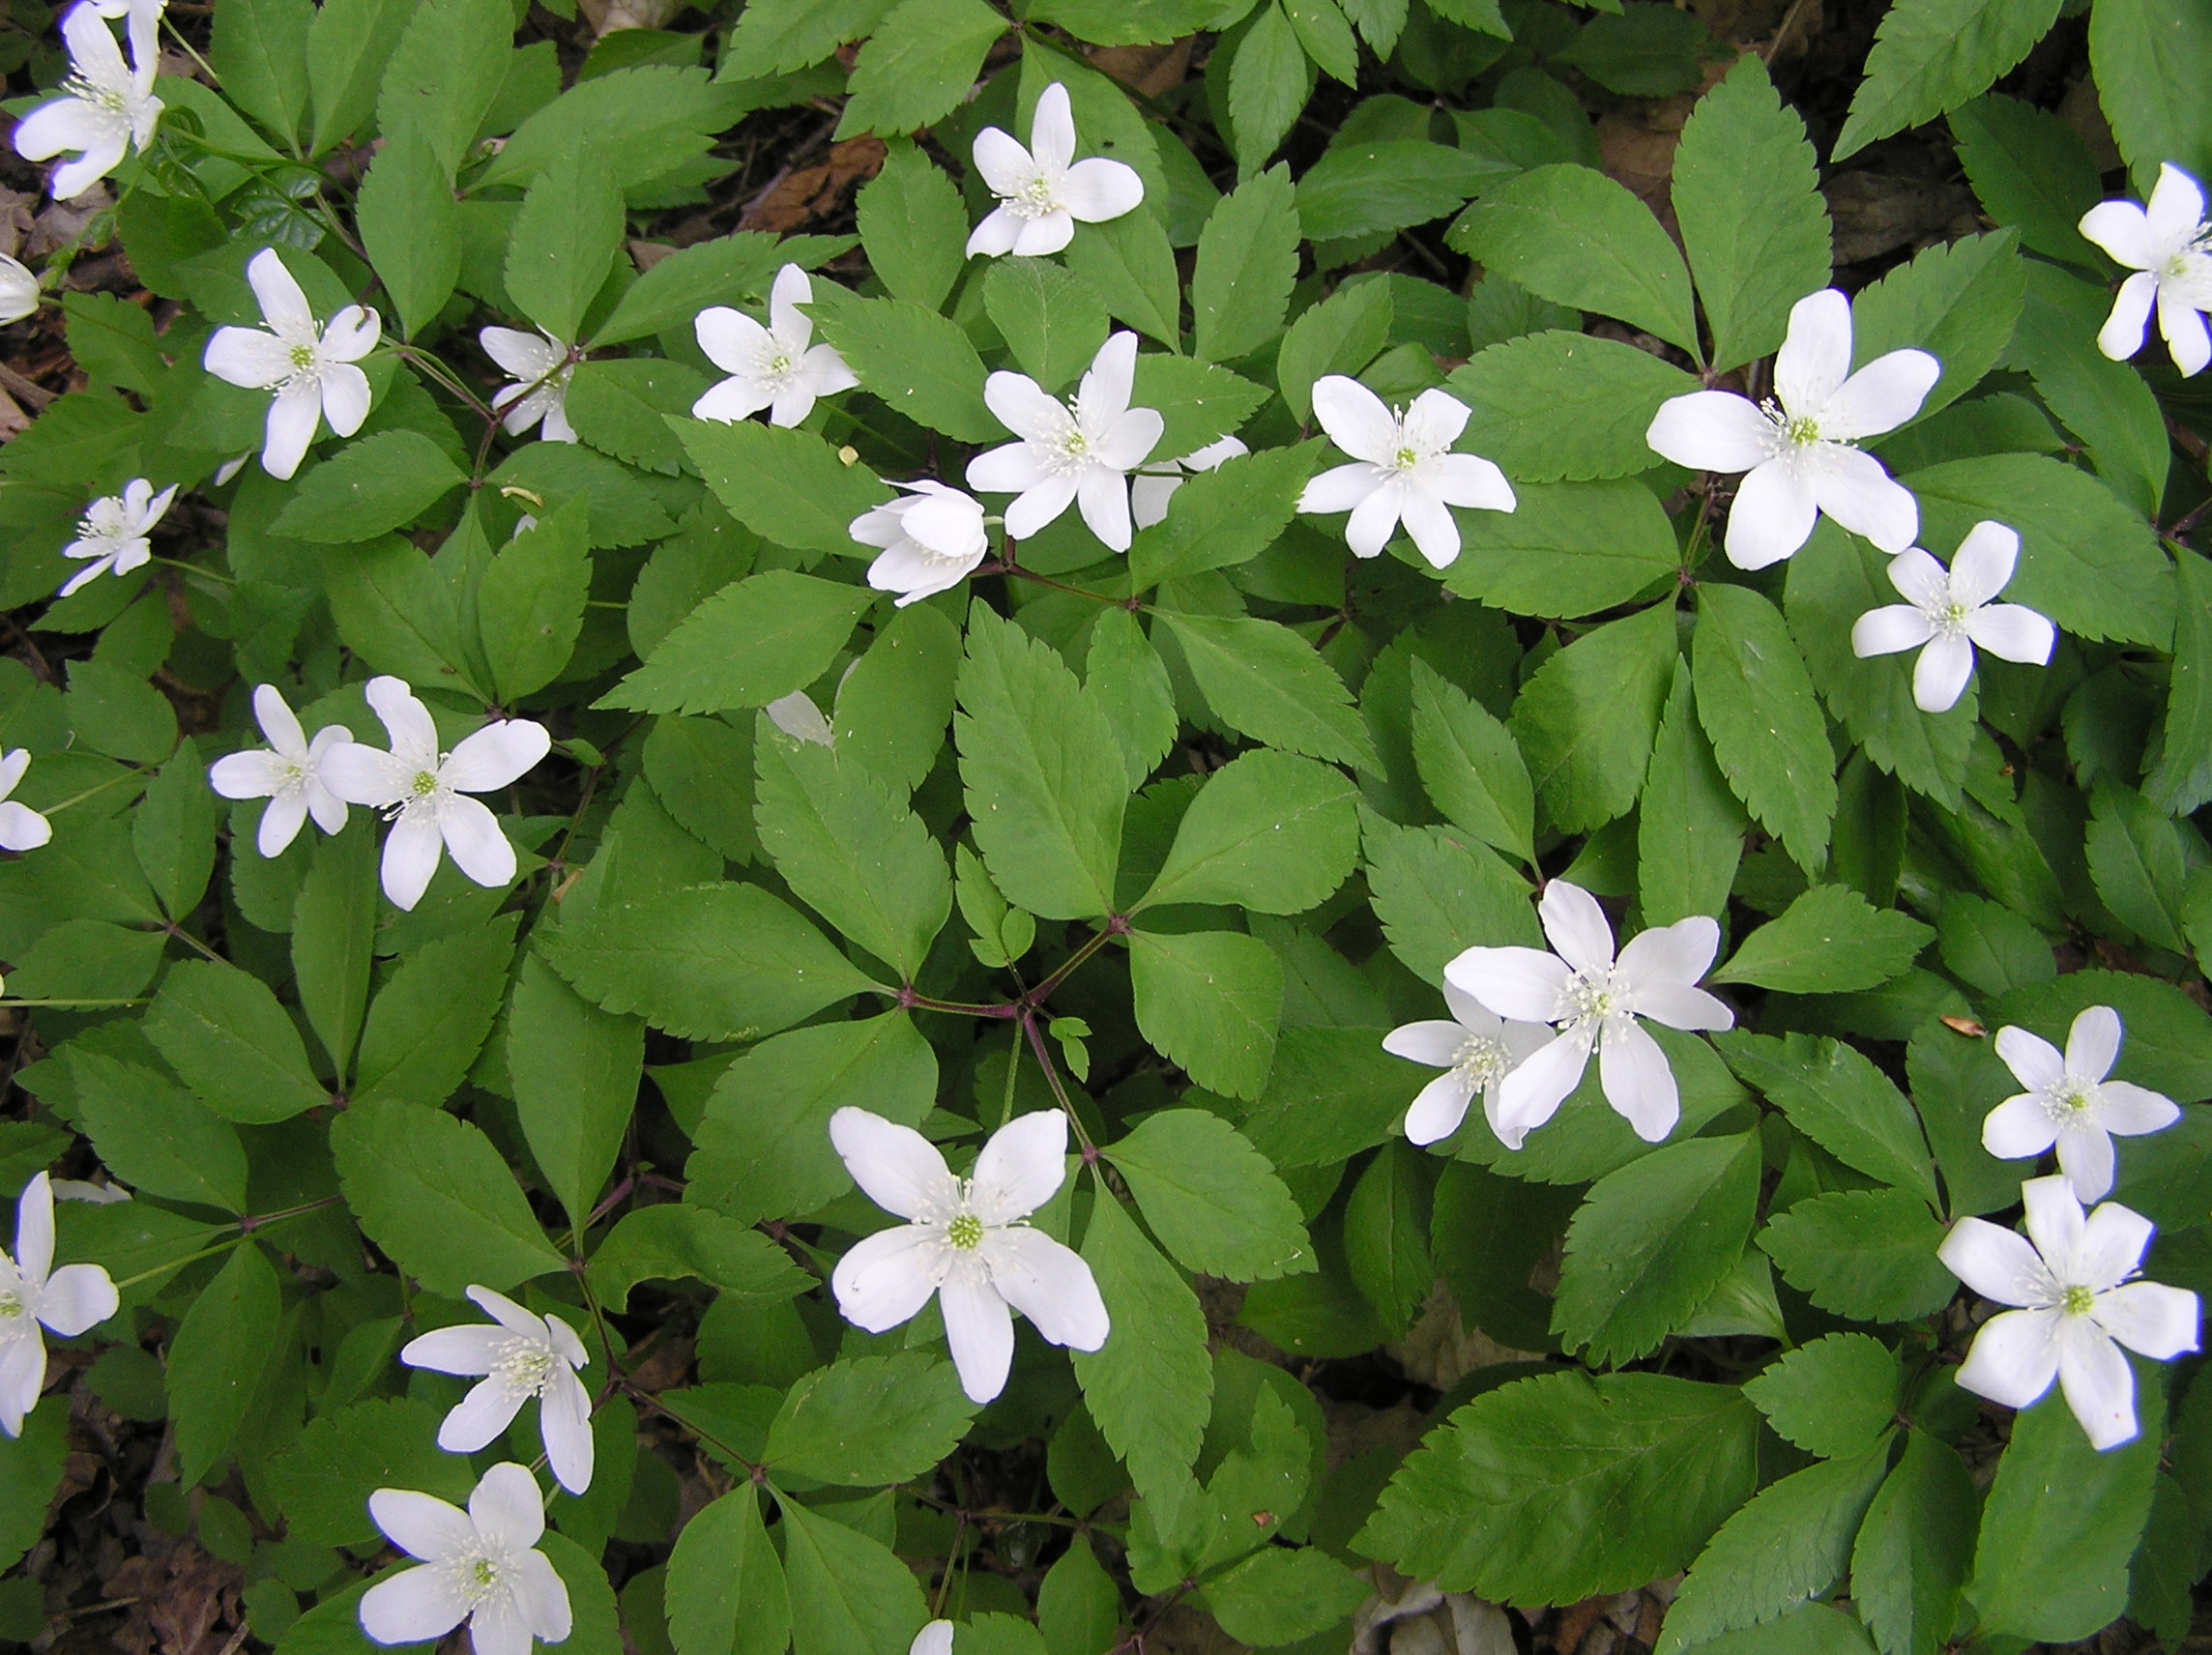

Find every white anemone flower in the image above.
[0,752,52,854]
[1295,377,1515,569]
[828,1107,1110,1405]
[87,0,162,74]
[691,264,858,428]
[1383,981,1552,1147]
[319,677,550,913]
[1443,880,1732,1147]
[912,1624,955,1655]
[0,255,38,327]
[1940,1175,2199,1450]
[1645,288,1938,568]
[359,1463,573,1655]
[14,4,161,202]
[2079,163,2212,377]
[399,1286,594,1495]
[203,248,381,480]
[966,331,1163,553]
[57,477,174,596]
[207,683,350,858]
[855,480,991,606]
[0,1173,117,1437]
[1131,435,1249,531]
[481,328,575,444]
[966,82,1144,260]
[1982,1005,2180,1204]
[1849,520,2054,713]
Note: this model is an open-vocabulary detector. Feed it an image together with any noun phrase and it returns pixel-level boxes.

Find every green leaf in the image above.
[479,66,746,191]
[1064,207,1182,348]
[955,605,1128,921]
[1905,452,2171,649]
[2013,263,2168,519]
[352,920,514,1110]
[585,1205,809,1311]
[1509,599,1676,833]
[1851,231,2025,424]
[1295,139,1502,243]
[1444,332,1700,484]
[667,1489,789,1655]
[0,1408,64,1571]
[1671,54,1829,372]
[1071,1186,1214,1500]
[142,960,326,1124]
[1657,1448,1892,1655]
[1159,611,1378,772]
[1127,443,1319,591]
[856,142,968,312]
[1204,1547,1369,1647]
[506,143,626,346]
[509,950,642,1233]
[1278,278,1392,424]
[1758,1189,1955,1321]
[1192,164,1302,363]
[479,495,591,701]
[1834,0,2063,160]
[2149,547,2212,814]
[544,876,880,1042]
[307,0,413,156]
[1129,927,1284,1100]
[1553,2,1712,94]
[765,1354,980,1486]
[167,1242,281,1487]
[1552,1132,1761,1365]
[2088,0,2212,192]
[1984,969,2212,1101]
[323,537,476,693]
[1742,1333,1903,1461]
[1948,94,2103,268]
[1138,749,1357,914]
[213,0,311,142]
[1441,478,1680,619]
[1716,1032,1936,1204]
[374,0,510,177]
[330,1098,567,1295]
[719,0,894,77]
[834,0,1008,137]
[754,720,952,978]
[273,432,467,543]
[777,1495,930,1655]
[1639,667,1745,926]
[1344,1139,1433,1338]
[984,260,1110,394]
[804,285,997,442]
[62,293,163,395]
[678,419,892,558]
[356,130,461,340]
[1357,1371,1759,1603]
[600,572,876,716]
[590,232,811,349]
[1714,886,1933,993]
[71,1051,248,1212]
[1410,660,1532,865]
[293,824,377,1087]
[1106,1109,1314,1281]
[1851,1431,1979,1655]
[1226,9,1312,178]
[1967,1392,2160,1641]
[133,737,222,922]
[1129,355,1270,461]
[684,1012,936,1225]
[566,359,713,477]
[1694,583,1836,870]
[269,1397,475,1546]
[2086,783,2190,952]
[1447,164,1700,359]
[1935,892,2055,999]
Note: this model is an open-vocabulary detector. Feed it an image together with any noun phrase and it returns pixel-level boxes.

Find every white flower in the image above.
[2079,163,2212,377]
[912,1624,955,1655]
[764,690,833,746]
[0,256,38,327]
[0,1173,117,1437]
[1130,435,1249,531]
[1295,377,1516,569]
[0,752,52,854]
[203,248,381,480]
[57,477,174,597]
[691,263,858,428]
[1849,520,2055,713]
[14,4,160,202]
[319,677,549,913]
[855,480,991,606]
[1645,288,1938,568]
[359,1463,573,1655]
[207,683,350,858]
[1384,982,1553,1148]
[481,328,575,444]
[1443,881,1732,1147]
[400,1286,594,1495]
[965,82,1144,260]
[828,1107,1109,1405]
[1940,1175,2199,1450]
[87,0,162,74]
[1982,1005,2179,1204]
[966,331,1163,553]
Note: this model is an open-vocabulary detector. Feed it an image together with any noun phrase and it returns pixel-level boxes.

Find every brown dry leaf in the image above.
[739,136,888,235]
[1823,171,1978,266]
[1090,39,1195,99]
[1386,1282,1544,1390]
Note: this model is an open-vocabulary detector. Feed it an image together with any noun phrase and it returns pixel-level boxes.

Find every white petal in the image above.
[1129,473,1179,530]
[380,809,446,912]
[321,362,372,438]
[1344,482,1405,559]
[692,375,773,423]
[1382,1020,1466,1067]
[261,380,323,480]
[360,1566,472,1645]
[0,750,26,801]
[768,263,812,344]
[539,1366,596,1495]
[1995,1026,2065,1092]
[965,206,1023,260]
[1399,489,1461,568]
[1004,473,1081,539]
[1812,447,1918,554]
[1851,604,1936,659]
[365,676,439,762]
[981,1226,1108,1351]
[767,380,817,428]
[1912,633,1975,713]
[469,1463,545,1552]
[2021,1175,2088,1275]
[13,97,107,166]
[972,127,1035,198]
[444,720,550,793]
[2056,1326,2139,1449]
[1402,389,1472,453]
[1955,1307,2061,1408]
[1029,82,1076,175]
[1983,1094,2061,1161]
[2066,1006,2123,1083]
[436,1377,527,1452]
[2157,286,2212,377]
[466,1284,546,1338]
[1598,1020,1678,1142]
[481,327,560,378]
[1430,452,1516,512]
[694,306,773,376]
[1724,458,1819,569]
[368,1489,475,1560]
[470,1593,533,1655]
[828,1108,959,1221]
[1947,519,2019,606]
[1537,880,1615,975]
[1089,407,1162,473]
[967,442,1055,496]
[507,1549,572,1642]
[2096,1082,2179,1137]
[1443,945,1571,1024]
[0,801,52,853]
[831,1224,948,1332]
[1939,1216,2052,1307]
[251,682,307,757]
[399,1323,508,1377]
[46,134,127,202]
[1442,979,1502,1033]
[1616,915,1719,994]
[2097,272,2159,362]
[201,324,295,389]
[969,1109,1067,1226]
[2080,199,2156,270]
[0,1333,43,1436]
[940,1268,1014,1404]
[2094,1281,2200,1361]
[2053,1121,2117,1204]
[1819,349,1939,442]
[797,343,857,397]
[1298,461,1382,515]
[33,1263,115,1337]
[317,742,414,807]
[1404,1070,1475,1146]
[913,1623,956,1655]
[1078,332,1139,425]
[1490,1030,1591,1148]
[2076,1200,2156,1292]
[246,247,314,340]
[1774,289,1853,415]
[1074,467,1133,553]
[1062,159,1144,224]
[14,1174,52,1286]
[1885,544,1949,608]
[1310,375,1397,465]
[255,791,308,858]
[1631,982,1733,1032]
[2147,163,2207,250]
[984,371,1070,444]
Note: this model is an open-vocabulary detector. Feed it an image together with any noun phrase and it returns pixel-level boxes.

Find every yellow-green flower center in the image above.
[946,1212,985,1251]
[2062,1284,2097,1317]
[411,769,438,798]
[289,342,317,373]
[1785,414,1821,446]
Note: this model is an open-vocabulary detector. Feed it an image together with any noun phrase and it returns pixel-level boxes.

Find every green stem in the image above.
[44,765,155,815]
[108,1200,334,1290]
